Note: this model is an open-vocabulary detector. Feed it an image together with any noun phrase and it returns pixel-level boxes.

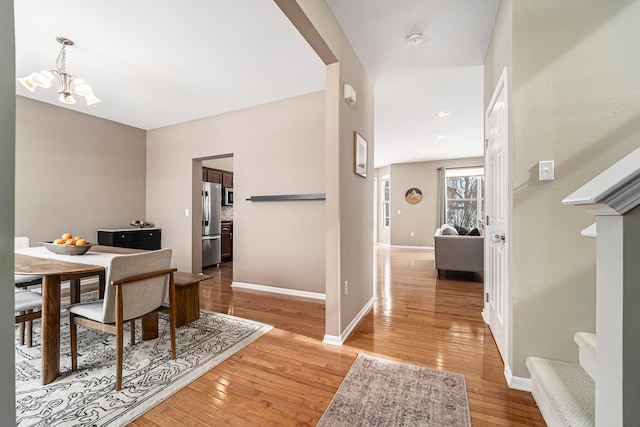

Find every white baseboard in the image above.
[231,281,325,300]
[505,365,532,391]
[323,295,376,346]
[390,245,434,250]
[481,308,489,324]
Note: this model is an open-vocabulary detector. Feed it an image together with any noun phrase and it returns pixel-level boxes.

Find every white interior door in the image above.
[484,68,509,364]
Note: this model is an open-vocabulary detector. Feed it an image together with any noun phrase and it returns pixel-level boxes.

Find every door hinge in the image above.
[486,216,490,226]
[485,292,489,303]
[485,138,489,149]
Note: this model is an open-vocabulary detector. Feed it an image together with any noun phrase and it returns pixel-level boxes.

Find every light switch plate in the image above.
[539,160,555,181]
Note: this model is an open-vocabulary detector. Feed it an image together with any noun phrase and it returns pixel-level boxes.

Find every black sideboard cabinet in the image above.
[97,228,161,250]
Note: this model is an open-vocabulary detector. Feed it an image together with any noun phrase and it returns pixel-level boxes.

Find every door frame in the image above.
[482,67,514,385]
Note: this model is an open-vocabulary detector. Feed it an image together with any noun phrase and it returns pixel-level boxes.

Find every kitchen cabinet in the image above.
[204,168,222,184]
[221,223,232,261]
[222,172,233,189]
[97,228,161,250]
[203,167,233,188]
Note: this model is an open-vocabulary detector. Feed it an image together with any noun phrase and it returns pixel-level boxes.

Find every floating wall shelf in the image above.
[246,193,326,202]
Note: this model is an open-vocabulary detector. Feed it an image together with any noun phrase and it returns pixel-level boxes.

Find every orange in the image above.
[54,239,65,244]
[65,239,76,246]
[75,238,87,246]
[74,236,82,241]
[61,233,73,241]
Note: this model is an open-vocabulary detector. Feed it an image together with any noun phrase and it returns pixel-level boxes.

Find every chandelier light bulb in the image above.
[17,76,38,92]
[73,79,93,96]
[58,92,76,104]
[31,71,53,88]
[84,92,101,105]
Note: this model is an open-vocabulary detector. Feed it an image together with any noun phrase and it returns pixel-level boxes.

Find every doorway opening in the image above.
[194,154,233,274]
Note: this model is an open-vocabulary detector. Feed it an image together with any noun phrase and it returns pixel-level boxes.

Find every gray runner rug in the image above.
[16,300,272,427]
[317,353,471,426]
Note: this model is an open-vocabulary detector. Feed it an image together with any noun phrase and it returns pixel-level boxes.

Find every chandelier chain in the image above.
[56,44,67,74]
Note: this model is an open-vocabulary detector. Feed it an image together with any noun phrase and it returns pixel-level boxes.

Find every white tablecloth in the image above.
[15,246,118,268]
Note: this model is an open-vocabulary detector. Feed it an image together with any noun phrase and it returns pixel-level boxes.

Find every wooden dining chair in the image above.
[15,289,43,347]
[14,237,43,290]
[68,248,177,391]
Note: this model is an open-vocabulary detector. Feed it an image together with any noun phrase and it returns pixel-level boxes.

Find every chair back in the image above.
[99,249,172,323]
[15,237,31,249]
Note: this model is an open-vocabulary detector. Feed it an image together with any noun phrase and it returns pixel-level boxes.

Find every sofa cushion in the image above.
[467,228,481,236]
[456,226,469,235]
[440,225,458,235]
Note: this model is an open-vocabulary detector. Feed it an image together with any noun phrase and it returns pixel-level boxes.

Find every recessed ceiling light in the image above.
[436,111,449,117]
[436,134,446,139]
[406,32,423,47]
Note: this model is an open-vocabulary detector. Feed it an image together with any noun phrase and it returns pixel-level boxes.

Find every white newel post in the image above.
[563,147,640,426]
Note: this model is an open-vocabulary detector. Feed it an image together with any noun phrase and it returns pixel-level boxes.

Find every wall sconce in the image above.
[344,84,357,106]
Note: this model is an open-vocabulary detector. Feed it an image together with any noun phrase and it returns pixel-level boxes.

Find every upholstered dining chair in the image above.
[14,237,43,290]
[15,289,43,347]
[68,248,177,391]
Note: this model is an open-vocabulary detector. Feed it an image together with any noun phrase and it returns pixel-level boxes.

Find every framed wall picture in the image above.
[405,188,423,204]
[354,132,368,178]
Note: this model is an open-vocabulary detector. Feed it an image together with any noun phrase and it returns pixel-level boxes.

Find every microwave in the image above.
[223,188,233,206]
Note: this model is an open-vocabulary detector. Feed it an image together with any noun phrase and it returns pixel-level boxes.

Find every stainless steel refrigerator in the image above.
[202,182,221,267]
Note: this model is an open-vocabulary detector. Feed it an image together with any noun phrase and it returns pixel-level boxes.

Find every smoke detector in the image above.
[406,32,424,46]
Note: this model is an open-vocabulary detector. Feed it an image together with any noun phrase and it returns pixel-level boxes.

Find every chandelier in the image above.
[17,36,100,106]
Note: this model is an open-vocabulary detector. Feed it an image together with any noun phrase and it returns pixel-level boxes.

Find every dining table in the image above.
[14,245,142,385]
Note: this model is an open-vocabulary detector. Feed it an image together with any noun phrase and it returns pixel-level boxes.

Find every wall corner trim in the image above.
[322,295,376,346]
[505,367,532,392]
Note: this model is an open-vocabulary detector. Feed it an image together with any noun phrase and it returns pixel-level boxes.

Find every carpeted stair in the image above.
[526,332,595,426]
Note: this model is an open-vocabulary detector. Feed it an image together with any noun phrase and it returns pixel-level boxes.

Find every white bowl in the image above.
[40,241,93,255]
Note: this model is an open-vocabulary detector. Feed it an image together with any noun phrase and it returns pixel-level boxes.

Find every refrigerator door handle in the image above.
[203,190,209,226]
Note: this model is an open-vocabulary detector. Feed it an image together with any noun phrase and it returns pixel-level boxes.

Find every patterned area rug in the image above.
[15,296,272,427]
[317,353,471,426]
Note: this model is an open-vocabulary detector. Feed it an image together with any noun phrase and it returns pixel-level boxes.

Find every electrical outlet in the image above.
[185,208,190,217]
[344,280,349,295]
[410,231,415,237]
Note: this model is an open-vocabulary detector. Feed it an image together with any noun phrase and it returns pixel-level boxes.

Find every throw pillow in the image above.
[456,226,469,235]
[467,228,481,236]
[440,225,458,235]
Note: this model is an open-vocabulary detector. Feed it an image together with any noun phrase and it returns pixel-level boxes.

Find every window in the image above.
[382,177,390,228]
[445,167,484,231]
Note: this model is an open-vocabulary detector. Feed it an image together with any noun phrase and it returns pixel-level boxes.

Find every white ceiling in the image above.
[13,0,326,130]
[326,0,499,167]
[14,0,499,168]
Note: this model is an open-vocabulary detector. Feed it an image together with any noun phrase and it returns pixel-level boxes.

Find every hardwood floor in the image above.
[130,246,544,426]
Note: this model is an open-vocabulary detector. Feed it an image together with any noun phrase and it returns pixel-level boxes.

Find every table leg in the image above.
[141,312,159,340]
[41,275,61,385]
[70,278,81,304]
[98,271,105,299]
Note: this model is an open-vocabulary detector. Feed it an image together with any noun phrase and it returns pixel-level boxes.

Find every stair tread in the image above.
[574,332,596,350]
[574,332,596,381]
[526,356,594,427]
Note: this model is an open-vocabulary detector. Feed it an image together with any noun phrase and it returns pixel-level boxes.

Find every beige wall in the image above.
[15,97,147,245]
[381,157,483,247]
[146,91,326,294]
[486,0,640,377]
[292,0,376,338]
[0,0,16,416]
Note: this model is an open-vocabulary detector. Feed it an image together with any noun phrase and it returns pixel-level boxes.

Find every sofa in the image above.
[434,224,484,279]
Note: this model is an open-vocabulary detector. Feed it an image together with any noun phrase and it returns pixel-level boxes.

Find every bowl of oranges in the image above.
[41,233,93,255]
